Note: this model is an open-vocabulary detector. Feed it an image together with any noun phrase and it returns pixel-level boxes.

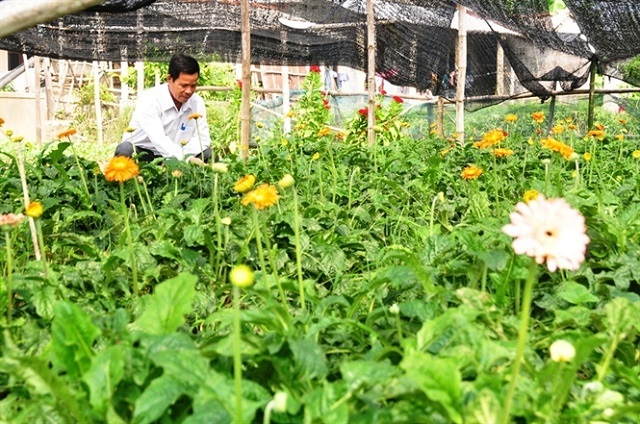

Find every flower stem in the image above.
[293,190,305,310]
[120,183,139,296]
[261,215,287,306]
[252,209,269,290]
[4,231,13,326]
[35,220,49,278]
[597,331,621,383]
[133,178,150,216]
[502,259,537,423]
[233,285,243,424]
[70,142,91,202]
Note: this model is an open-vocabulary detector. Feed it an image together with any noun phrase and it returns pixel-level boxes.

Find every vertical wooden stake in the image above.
[366,0,376,147]
[93,61,103,144]
[34,56,43,144]
[240,0,252,160]
[587,58,597,130]
[455,5,467,144]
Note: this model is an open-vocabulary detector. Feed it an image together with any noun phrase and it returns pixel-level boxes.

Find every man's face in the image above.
[168,72,199,104]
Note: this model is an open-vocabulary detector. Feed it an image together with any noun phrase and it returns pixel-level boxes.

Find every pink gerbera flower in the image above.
[502,195,589,272]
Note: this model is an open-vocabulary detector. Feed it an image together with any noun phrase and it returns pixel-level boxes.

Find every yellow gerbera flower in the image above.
[188,113,202,120]
[473,129,507,149]
[104,156,140,183]
[234,174,256,193]
[522,189,539,203]
[583,152,592,162]
[461,165,483,180]
[584,130,605,141]
[505,114,518,123]
[25,201,44,219]
[241,183,280,210]
[492,148,514,158]
[317,127,332,137]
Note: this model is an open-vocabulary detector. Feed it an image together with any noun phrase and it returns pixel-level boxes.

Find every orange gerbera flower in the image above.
[461,165,483,180]
[540,137,574,159]
[104,156,140,183]
[531,112,545,124]
[241,183,280,210]
[57,128,77,139]
[234,174,256,193]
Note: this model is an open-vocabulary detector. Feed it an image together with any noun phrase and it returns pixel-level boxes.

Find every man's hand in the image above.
[187,156,206,166]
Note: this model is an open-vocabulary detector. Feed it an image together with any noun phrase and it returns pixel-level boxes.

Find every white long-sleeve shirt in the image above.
[123,83,211,160]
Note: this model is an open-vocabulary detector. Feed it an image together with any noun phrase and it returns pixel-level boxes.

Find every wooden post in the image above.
[437,96,444,137]
[496,40,504,96]
[240,0,251,159]
[22,54,31,92]
[43,57,55,120]
[120,60,129,111]
[34,57,43,143]
[455,5,467,144]
[93,61,104,144]
[587,58,597,130]
[366,0,376,147]
[282,65,291,134]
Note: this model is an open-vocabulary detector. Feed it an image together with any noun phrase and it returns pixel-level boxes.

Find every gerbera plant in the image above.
[104,155,141,295]
[501,194,589,422]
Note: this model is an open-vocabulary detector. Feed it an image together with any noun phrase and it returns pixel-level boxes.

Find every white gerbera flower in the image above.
[502,195,589,272]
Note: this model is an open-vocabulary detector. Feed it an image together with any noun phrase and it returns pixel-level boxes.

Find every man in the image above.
[114,53,212,165]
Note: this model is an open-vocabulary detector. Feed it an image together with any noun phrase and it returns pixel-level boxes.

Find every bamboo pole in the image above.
[240,0,252,159]
[496,40,504,96]
[587,58,597,130]
[0,0,103,39]
[282,65,291,134]
[366,0,376,147]
[437,96,444,137]
[93,61,104,144]
[34,57,43,144]
[455,5,467,144]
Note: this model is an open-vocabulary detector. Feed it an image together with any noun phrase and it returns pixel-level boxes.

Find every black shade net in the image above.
[0,0,639,103]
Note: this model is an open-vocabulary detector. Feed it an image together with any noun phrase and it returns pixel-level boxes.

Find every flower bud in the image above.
[278,174,295,189]
[549,339,575,363]
[230,264,254,288]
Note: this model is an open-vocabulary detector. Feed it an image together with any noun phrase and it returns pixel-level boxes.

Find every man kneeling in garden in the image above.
[114,53,212,165]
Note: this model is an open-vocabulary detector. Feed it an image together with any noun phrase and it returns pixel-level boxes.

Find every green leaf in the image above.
[133,374,188,424]
[557,281,599,304]
[82,345,126,415]
[288,337,329,380]
[51,301,100,378]
[133,273,197,335]
[340,359,400,391]
[400,351,462,423]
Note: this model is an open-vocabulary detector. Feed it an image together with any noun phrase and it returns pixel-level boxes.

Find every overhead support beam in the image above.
[0,0,103,39]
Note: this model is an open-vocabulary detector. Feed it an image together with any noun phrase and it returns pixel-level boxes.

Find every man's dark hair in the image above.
[168,53,200,79]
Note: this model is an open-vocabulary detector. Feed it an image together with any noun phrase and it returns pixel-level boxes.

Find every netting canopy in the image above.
[1,0,639,99]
